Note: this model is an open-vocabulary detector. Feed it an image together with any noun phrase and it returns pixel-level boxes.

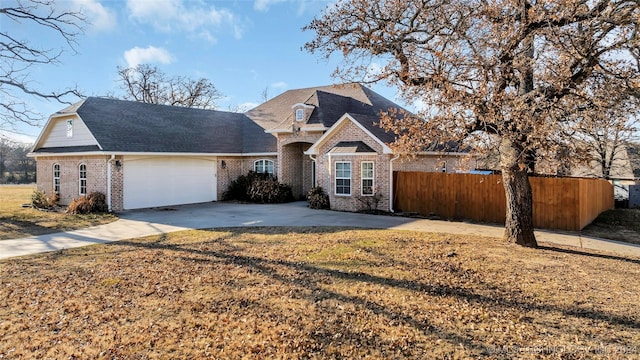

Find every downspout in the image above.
[389,154,400,213]
[107,154,114,212]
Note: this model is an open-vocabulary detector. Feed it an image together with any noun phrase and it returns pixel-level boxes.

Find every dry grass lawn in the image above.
[0,185,117,240]
[1,227,639,359]
[582,208,640,245]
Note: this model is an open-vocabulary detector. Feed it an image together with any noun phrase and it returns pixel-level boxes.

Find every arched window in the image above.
[79,164,87,195]
[254,159,274,175]
[53,164,60,194]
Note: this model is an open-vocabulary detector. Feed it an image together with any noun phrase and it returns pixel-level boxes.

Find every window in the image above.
[66,119,73,137]
[79,164,87,195]
[254,159,275,175]
[361,162,374,196]
[335,162,351,195]
[53,164,60,194]
[295,109,304,121]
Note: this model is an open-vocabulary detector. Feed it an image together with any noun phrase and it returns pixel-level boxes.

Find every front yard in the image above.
[582,208,640,245]
[0,185,117,240]
[1,228,639,359]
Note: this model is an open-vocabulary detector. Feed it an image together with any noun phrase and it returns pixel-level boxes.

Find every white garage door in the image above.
[123,156,217,210]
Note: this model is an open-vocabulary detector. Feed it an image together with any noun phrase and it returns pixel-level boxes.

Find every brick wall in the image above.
[35,156,110,205]
[216,156,278,199]
[278,132,322,199]
[110,156,124,211]
[314,120,392,212]
[393,155,475,173]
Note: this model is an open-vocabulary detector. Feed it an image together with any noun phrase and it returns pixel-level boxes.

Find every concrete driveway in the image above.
[1,201,639,259]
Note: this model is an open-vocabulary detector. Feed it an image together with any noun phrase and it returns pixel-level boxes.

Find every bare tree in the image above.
[260,86,269,102]
[569,77,639,179]
[305,0,640,247]
[116,64,223,109]
[0,0,85,131]
[0,136,35,183]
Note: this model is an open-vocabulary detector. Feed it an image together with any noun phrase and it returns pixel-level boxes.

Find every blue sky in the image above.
[4,0,404,144]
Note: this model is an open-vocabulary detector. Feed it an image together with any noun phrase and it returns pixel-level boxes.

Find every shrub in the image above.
[223,171,266,202]
[248,177,294,203]
[31,190,59,210]
[356,192,383,212]
[223,171,293,203]
[307,186,330,209]
[66,192,108,214]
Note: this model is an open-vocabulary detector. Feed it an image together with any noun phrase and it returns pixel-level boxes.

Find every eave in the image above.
[29,151,278,158]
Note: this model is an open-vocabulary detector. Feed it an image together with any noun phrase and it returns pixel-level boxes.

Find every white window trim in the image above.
[334,161,352,196]
[53,163,60,194]
[361,161,374,196]
[254,159,275,175]
[295,109,304,121]
[79,163,87,196]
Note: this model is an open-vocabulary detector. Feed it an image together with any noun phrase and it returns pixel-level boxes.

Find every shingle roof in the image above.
[347,113,396,144]
[42,97,277,154]
[35,84,467,156]
[329,141,376,153]
[246,83,407,137]
[32,145,101,154]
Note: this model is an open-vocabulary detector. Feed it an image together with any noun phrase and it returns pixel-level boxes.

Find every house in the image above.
[30,83,473,212]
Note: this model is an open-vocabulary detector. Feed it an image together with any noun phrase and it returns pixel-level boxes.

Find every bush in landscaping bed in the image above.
[66,192,108,214]
[307,186,330,209]
[31,190,59,210]
[248,177,294,203]
[223,171,293,203]
[223,171,266,202]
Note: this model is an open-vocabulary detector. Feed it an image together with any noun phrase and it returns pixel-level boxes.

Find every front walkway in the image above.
[1,202,639,259]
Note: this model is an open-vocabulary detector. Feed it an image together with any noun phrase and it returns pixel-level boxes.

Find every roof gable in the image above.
[305,114,393,155]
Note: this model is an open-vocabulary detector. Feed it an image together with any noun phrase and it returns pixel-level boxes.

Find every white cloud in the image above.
[71,0,116,31]
[124,46,175,68]
[126,0,244,42]
[270,81,288,89]
[254,0,287,12]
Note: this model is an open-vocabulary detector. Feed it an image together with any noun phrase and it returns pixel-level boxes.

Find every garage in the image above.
[123,156,217,210]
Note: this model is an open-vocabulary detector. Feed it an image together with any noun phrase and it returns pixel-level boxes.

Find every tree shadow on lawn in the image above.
[539,245,640,266]
[0,217,62,239]
[112,227,640,355]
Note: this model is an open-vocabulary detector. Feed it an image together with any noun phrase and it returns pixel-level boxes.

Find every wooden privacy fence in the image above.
[393,172,614,231]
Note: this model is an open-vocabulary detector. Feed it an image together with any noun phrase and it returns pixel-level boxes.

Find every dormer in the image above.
[291,103,314,123]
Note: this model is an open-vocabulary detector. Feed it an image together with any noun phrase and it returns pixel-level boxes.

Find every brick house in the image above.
[30,83,474,212]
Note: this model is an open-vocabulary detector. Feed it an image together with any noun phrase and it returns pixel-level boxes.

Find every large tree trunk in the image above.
[500,139,538,247]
